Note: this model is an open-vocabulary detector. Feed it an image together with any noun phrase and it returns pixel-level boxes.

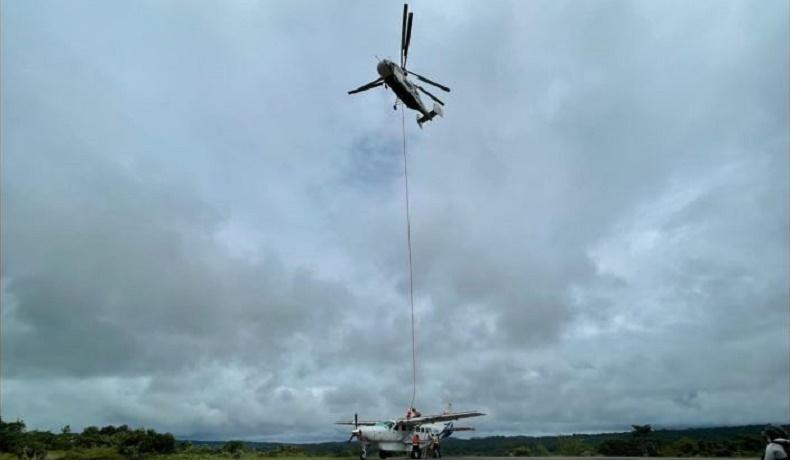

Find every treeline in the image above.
[0,418,175,459]
[2,418,784,459]
[198,424,778,458]
[0,418,329,460]
[440,424,774,457]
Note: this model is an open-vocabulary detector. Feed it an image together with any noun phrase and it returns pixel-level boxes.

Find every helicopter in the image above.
[348,4,451,128]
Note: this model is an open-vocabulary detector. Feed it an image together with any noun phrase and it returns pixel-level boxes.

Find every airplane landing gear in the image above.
[378,450,388,459]
[360,445,367,460]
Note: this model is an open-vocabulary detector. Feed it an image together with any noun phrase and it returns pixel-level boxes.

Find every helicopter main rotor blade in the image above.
[401,4,408,68]
[417,85,444,106]
[403,12,413,69]
[407,70,450,92]
[348,78,384,95]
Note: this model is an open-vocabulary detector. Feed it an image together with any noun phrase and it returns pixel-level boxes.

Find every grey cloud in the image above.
[2,0,788,441]
[2,151,358,380]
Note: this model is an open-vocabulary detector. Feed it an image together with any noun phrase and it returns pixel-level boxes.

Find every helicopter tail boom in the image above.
[416,102,443,128]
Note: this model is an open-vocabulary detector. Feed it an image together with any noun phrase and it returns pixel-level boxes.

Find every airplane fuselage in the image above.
[376,60,430,116]
[354,421,449,455]
[338,410,483,459]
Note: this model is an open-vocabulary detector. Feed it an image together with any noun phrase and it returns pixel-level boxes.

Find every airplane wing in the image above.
[397,411,485,426]
[335,420,378,426]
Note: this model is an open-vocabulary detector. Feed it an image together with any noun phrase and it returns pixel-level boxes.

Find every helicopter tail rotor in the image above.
[416,103,443,128]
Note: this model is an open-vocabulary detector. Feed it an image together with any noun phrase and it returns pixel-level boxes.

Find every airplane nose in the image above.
[348,428,363,443]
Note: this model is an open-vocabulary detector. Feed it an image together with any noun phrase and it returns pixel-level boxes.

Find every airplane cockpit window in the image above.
[384,421,395,429]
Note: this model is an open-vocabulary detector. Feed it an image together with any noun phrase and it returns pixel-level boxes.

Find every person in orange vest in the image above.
[411,432,421,459]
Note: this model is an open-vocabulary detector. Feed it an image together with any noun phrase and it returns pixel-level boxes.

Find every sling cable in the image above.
[401,106,418,412]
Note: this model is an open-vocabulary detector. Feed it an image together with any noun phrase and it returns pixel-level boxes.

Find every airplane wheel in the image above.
[379,451,388,459]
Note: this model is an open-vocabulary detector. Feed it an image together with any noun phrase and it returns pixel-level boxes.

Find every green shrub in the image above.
[60,447,125,460]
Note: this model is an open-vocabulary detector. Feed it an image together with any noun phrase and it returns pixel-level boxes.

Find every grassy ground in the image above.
[149,456,345,460]
[0,455,755,460]
[0,453,354,460]
[149,455,352,460]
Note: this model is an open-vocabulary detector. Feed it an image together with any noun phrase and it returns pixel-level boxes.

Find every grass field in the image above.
[0,453,758,460]
[0,453,354,460]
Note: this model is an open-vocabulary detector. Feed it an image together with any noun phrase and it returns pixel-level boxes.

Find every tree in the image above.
[19,441,47,460]
[597,439,642,456]
[631,425,653,437]
[223,440,246,459]
[0,418,27,453]
[532,443,551,456]
[673,437,699,457]
[78,426,103,448]
[630,424,657,455]
[556,436,590,456]
[509,445,531,456]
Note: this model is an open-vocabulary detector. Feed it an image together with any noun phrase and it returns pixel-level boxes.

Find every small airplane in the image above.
[337,407,485,459]
[348,4,451,128]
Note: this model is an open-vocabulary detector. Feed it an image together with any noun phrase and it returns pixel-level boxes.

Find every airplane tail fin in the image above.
[438,422,474,439]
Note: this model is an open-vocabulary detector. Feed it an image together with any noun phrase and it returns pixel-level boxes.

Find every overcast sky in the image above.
[2,0,788,443]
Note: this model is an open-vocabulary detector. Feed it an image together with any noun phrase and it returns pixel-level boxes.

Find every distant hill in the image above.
[3,418,778,458]
[187,424,775,457]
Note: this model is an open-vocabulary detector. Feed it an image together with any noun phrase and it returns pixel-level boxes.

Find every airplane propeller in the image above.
[347,413,360,442]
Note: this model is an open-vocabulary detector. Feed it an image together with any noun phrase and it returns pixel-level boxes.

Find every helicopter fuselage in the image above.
[377,60,430,116]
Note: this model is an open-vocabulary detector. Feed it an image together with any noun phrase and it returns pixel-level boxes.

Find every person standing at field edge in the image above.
[762,425,789,460]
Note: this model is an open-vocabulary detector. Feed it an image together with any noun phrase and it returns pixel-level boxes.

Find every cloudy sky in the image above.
[2,0,788,442]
